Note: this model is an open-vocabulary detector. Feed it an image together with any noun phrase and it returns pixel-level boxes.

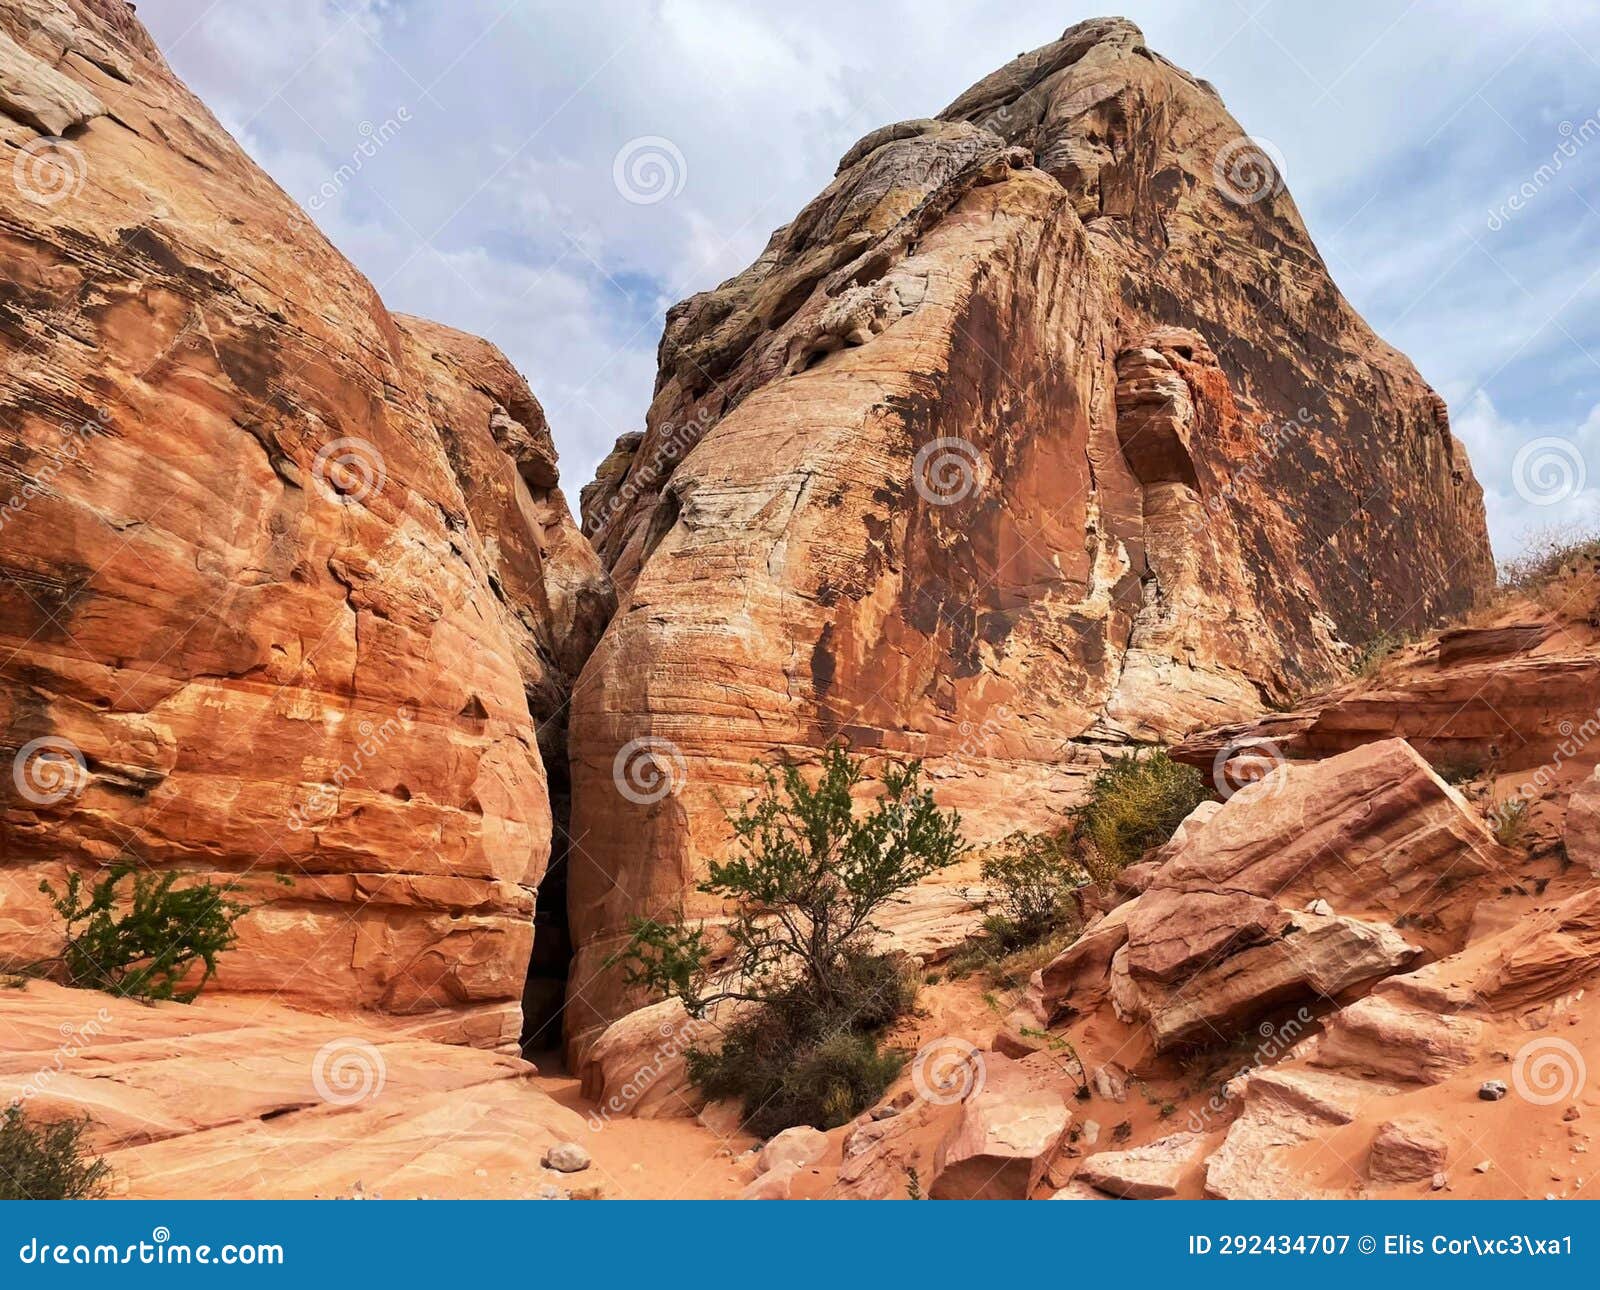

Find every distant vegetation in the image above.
[614,742,965,1136]
[1498,525,1600,625]
[0,1105,109,1200]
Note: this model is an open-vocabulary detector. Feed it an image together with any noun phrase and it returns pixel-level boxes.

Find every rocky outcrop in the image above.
[1033,740,1507,1050]
[565,16,1493,1053]
[0,0,608,1048]
[0,980,591,1198]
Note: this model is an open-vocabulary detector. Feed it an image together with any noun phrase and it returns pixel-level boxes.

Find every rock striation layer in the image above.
[0,0,610,1049]
[565,16,1493,1053]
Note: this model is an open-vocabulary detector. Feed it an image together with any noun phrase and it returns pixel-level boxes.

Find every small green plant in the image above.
[905,1167,925,1200]
[613,742,966,1133]
[981,830,1082,947]
[1071,750,1210,878]
[1490,798,1530,849]
[1350,630,1414,678]
[0,1104,110,1199]
[38,863,250,1003]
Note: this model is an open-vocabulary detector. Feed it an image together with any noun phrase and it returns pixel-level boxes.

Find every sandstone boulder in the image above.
[1368,1118,1449,1187]
[1078,1131,1209,1199]
[758,1125,828,1174]
[1567,769,1600,873]
[929,1081,1069,1200]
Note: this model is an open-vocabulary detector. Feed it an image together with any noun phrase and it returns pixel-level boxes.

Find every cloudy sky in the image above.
[138,0,1600,559]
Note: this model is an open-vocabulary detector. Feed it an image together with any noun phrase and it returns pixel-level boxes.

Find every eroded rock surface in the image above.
[565,16,1492,1054]
[0,0,608,1048]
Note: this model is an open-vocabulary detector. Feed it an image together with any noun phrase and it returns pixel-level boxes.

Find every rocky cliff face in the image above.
[0,0,610,1048]
[565,17,1494,1052]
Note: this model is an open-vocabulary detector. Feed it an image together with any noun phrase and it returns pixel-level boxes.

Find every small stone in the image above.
[870,1104,900,1121]
[1479,1080,1508,1101]
[542,1142,592,1173]
[1305,899,1334,916]
[1474,1159,1493,1173]
[1565,1106,1582,1121]
[1431,1172,1448,1191]
[536,1184,568,1200]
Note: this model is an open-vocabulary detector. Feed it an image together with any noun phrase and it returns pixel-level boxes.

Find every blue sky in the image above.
[138,0,1600,559]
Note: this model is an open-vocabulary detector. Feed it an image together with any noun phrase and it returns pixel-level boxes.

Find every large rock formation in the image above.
[0,0,609,1048]
[565,16,1493,1052]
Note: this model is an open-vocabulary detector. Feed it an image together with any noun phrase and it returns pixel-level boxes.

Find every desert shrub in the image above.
[0,1104,110,1200]
[981,830,1082,948]
[686,957,910,1136]
[1490,798,1530,849]
[1499,524,1600,624]
[1071,750,1210,877]
[38,863,249,1003]
[614,742,965,1132]
[1350,630,1415,678]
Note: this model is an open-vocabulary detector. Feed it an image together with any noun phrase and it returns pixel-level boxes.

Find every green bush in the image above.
[0,1104,110,1199]
[686,957,909,1137]
[1071,750,1210,878]
[613,742,963,1133]
[39,863,250,1003]
[981,830,1081,947]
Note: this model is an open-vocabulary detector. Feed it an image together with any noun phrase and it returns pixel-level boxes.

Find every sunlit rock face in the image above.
[565,17,1493,1055]
[0,0,609,1049]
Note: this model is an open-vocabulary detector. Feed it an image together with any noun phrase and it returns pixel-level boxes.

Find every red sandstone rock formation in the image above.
[0,0,609,1049]
[564,16,1493,1054]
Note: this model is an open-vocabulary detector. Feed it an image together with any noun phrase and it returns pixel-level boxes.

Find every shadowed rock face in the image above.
[566,17,1494,1054]
[0,0,610,1048]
